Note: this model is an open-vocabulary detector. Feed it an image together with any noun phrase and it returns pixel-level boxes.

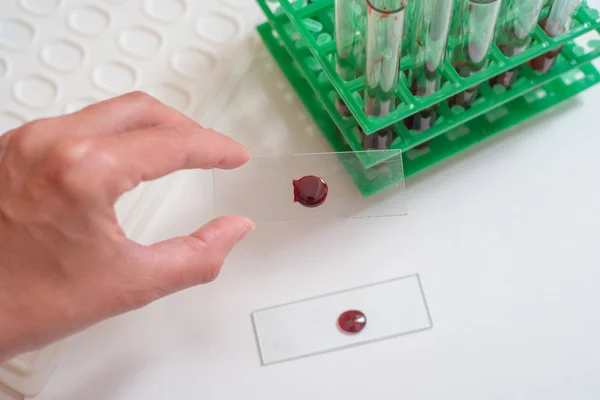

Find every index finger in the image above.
[62,91,188,136]
[67,122,251,202]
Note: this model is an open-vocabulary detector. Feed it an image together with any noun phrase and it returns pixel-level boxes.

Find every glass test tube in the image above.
[401,0,416,58]
[492,0,545,88]
[335,0,366,116]
[406,0,454,131]
[530,0,583,73]
[449,0,502,109]
[363,0,408,150]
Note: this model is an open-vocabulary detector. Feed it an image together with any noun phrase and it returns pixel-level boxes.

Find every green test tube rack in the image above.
[255,0,600,197]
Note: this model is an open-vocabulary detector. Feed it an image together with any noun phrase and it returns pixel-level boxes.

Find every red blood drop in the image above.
[337,310,367,334]
[293,175,328,208]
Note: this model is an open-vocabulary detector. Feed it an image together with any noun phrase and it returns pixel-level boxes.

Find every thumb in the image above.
[142,216,255,295]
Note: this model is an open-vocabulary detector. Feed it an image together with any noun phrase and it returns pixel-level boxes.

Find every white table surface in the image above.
[2,0,600,399]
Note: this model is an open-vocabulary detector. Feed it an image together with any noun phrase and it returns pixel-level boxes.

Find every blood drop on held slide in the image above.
[292,175,328,208]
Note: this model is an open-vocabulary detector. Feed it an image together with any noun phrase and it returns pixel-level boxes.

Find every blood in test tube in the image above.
[362,0,408,149]
[491,61,520,88]
[362,127,395,150]
[401,0,415,58]
[448,0,502,109]
[406,0,453,132]
[491,0,545,88]
[449,59,482,107]
[407,63,441,132]
[529,39,563,72]
[530,0,583,73]
[405,107,436,131]
[337,310,367,334]
[529,44,563,73]
[335,0,366,116]
[293,175,329,208]
[413,141,432,151]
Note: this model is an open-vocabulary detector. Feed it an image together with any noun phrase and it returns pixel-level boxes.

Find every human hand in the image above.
[0,92,254,363]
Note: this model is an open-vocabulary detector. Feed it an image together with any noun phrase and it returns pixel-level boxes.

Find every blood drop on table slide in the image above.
[292,175,328,208]
[337,310,367,334]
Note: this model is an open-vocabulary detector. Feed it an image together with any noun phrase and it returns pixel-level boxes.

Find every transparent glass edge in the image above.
[212,150,406,224]
[251,274,433,366]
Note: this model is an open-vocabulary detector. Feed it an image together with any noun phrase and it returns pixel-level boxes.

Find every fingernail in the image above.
[236,219,255,243]
[243,145,252,159]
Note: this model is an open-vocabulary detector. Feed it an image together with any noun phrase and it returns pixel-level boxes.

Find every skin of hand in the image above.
[0,91,255,363]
